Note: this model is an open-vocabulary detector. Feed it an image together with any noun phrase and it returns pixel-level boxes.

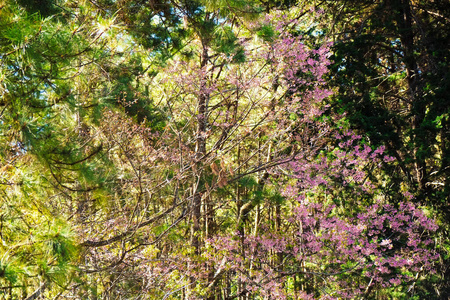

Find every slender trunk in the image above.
[192,35,209,251]
[190,35,210,299]
[275,203,283,272]
[398,0,428,193]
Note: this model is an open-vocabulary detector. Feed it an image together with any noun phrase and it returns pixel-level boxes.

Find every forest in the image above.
[0,0,449,299]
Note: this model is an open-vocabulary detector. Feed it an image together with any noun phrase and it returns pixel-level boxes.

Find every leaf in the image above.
[217,175,228,188]
[210,162,220,175]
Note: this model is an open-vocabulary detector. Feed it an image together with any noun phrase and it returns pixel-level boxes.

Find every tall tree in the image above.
[0,0,168,297]
[312,0,450,296]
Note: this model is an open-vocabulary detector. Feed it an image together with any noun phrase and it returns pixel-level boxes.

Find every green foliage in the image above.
[0,255,19,284]
[17,0,60,17]
[0,0,447,298]
[237,175,258,189]
[321,0,450,296]
[201,0,263,18]
[213,26,238,54]
[256,24,276,42]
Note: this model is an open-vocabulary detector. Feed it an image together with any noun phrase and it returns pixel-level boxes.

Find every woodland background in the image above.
[0,0,449,299]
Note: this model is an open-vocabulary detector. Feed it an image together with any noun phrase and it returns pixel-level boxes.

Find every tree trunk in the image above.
[398,0,428,193]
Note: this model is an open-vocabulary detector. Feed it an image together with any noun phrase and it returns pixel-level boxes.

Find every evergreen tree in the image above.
[312,0,450,296]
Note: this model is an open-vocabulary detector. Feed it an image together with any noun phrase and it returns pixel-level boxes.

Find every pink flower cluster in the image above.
[207,200,438,299]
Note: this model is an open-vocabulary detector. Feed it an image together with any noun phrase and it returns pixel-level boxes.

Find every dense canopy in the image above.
[0,0,448,299]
